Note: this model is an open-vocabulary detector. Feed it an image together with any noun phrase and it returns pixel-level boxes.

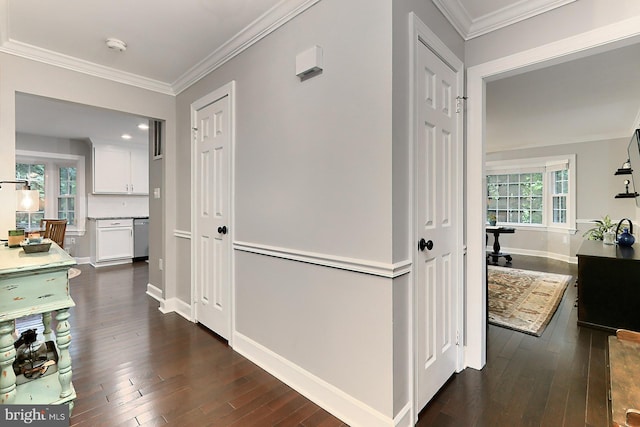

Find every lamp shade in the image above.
[16,189,40,212]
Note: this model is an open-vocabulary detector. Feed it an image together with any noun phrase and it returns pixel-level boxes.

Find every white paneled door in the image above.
[194,94,231,340]
[416,38,460,411]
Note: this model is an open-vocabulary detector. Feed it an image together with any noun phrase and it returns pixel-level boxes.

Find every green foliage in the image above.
[583,215,616,240]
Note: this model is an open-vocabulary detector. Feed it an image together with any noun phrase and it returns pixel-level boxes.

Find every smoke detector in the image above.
[106,38,127,52]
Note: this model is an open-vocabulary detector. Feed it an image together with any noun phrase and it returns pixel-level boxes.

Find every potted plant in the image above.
[488,213,497,226]
[583,215,616,241]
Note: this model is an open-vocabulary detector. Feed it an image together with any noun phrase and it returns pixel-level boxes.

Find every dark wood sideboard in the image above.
[577,240,640,332]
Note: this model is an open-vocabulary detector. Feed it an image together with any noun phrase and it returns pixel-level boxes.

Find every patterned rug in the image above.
[488,266,572,336]
[68,268,81,279]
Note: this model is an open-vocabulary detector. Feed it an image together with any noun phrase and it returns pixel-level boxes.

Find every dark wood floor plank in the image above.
[273,404,325,427]
[419,255,611,427]
[586,329,609,427]
[10,262,347,427]
[16,254,613,427]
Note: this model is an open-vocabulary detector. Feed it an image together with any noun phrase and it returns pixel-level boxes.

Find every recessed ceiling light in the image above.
[138,123,149,130]
[121,134,132,140]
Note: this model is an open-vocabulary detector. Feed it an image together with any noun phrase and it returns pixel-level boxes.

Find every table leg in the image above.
[56,309,73,400]
[492,233,501,254]
[42,311,52,334]
[0,320,17,404]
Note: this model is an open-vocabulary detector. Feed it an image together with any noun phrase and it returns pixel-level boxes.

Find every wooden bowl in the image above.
[20,239,52,254]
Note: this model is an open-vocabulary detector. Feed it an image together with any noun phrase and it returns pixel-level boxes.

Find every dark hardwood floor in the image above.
[417,255,611,427]
[15,255,611,426]
[17,262,347,427]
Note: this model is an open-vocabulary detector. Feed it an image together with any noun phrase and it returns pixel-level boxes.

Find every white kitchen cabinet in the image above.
[93,145,148,195]
[90,219,133,267]
[129,148,149,194]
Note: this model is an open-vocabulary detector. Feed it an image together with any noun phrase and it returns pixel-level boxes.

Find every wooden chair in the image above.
[40,219,67,249]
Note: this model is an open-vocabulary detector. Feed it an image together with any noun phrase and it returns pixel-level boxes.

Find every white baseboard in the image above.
[161,298,194,322]
[393,402,413,427]
[232,332,402,427]
[146,284,194,322]
[90,258,133,268]
[74,256,91,265]
[146,283,163,301]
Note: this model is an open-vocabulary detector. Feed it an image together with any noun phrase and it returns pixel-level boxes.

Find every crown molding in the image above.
[0,0,322,96]
[433,0,576,40]
[0,39,175,95]
[431,0,472,41]
[487,131,630,153]
[171,0,322,94]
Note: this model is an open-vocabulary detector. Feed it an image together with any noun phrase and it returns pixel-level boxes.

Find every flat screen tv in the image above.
[627,128,640,206]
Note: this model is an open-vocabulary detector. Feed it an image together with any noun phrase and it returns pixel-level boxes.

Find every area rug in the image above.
[488,265,572,336]
[68,268,81,279]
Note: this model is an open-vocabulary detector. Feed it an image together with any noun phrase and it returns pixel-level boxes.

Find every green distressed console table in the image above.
[0,242,76,410]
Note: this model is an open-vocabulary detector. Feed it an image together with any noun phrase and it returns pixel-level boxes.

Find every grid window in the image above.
[58,167,77,226]
[487,172,543,225]
[487,157,574,230]
[552,169,568,224]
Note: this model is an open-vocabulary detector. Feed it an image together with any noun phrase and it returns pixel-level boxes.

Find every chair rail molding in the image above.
[173,229,191,239]
[233,241,411,279]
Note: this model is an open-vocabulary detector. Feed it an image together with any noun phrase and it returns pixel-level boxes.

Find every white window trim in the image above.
[16,150,86,235]
[486,154,576,232]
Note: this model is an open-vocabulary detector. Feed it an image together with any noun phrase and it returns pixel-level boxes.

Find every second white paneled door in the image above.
[415,35,462,412]
[194,93,231,340]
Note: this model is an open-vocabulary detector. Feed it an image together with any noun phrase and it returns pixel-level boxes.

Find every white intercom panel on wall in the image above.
[296,45,323,78]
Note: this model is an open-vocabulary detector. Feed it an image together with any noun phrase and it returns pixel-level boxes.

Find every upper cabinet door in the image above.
[93,146,130,193]
[129,148,149,195]
[93,146,149,195]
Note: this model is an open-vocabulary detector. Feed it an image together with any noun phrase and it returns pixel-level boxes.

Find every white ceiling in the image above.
[15,93,150,146]
[3,0,317,143]
[486,42,640,152]
[3,0,639,153]
[1,0,316,94]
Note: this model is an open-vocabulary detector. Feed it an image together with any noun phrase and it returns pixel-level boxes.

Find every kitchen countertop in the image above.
[88,216,149,220]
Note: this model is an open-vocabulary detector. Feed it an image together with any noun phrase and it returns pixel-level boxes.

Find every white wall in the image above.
[0,53,175,292]
[176,0,397,420]
[173,0,467,422]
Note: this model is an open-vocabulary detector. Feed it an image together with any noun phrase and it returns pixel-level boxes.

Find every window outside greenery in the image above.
[58,167,77,226]
[487,172,544,225]
[552,169,568,224]
[15,163,45,229]
[15,162,77,229]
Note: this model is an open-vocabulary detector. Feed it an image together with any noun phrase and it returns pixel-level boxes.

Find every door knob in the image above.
[217,226,227,235]
[418,238,434,251]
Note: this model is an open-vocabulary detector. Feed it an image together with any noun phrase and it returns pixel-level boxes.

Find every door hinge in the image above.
[455,96,467,114]
[455,330,460,346]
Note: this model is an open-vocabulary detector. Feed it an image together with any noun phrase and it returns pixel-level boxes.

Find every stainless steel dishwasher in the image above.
[133,217,149,260]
